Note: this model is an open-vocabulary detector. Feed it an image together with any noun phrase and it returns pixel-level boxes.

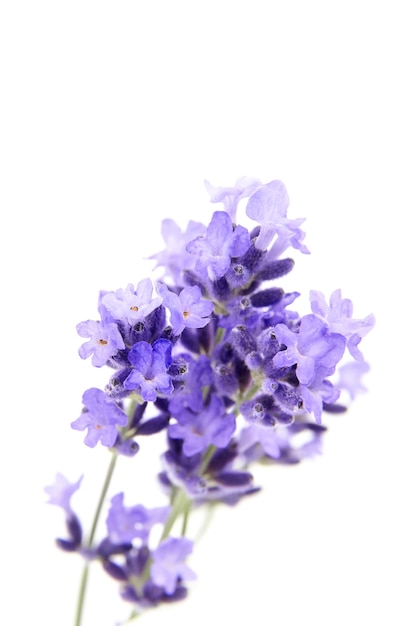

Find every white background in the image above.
[1,2,417,625]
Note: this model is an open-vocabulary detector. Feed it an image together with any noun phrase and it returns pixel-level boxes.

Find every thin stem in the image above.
[88,450,118,547]
[160,488,190,542]
[74,450,118,626]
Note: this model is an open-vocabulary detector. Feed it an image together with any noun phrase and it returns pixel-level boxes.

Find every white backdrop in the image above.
[1,2,417,625]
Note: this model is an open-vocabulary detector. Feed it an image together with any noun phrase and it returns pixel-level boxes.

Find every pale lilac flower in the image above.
[310,289,375,360]
[204,176,261,222]
[106,493,170,544]
[150,538,196,595]
[77,320,125,367]
[272,314,346,385]
[157,283,214,335]
[336,361,370,399]
[150,219,206,285]
[246,180,309,253]
[299,378,340,423]
[186,211,251,281]
[71,388,128,447]
[101,278,161,325]
[45,473,83,516]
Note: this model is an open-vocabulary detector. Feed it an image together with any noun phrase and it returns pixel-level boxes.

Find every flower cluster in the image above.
[46,177,374,624]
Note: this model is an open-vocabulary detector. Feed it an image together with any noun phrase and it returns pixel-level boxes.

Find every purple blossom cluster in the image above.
[46,176,374,622]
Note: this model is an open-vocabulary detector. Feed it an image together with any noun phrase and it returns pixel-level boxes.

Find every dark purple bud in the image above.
[234,358,251,391]
[216,341,235,364]
[214,363,238,395]
[216,471,253,487]
[66,514,82,546]
[245,351,263,370]
[103,559,128,581]
[207,444,238,473]
[256,258,295,281]
[110,348,131,368]
[226,263,250,289]
[131,320,152,344]
[135,415,169,435]
[231,325,257,357]
[239,242,265,270]
[97,537,132,557]
[212,276,231,300]
[127,546,150,577]
[168,358,189,378]
[323,402,347,413]
[275,411,295,425]
[146,305,167,341]
[105,367,132,397]
[181,328,201,353]
[115,438,140,457]
[160,326,176,343]
[197,319,215,355]
[162,585,188,603]
[55,538,79,552]
[250,288,284,307]
[258,328,281,359]
[130,401,148,429]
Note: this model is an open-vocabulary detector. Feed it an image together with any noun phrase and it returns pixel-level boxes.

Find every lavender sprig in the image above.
[46,176,374,625]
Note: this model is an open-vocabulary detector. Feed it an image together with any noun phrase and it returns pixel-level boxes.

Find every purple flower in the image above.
[186,211,251,281]
[169,395,236,456]
[299,377,340,423]
[272,314,346,385]
[336,361,370,400]
[204,176,261,223]
[150,537,196,595]
[157,283,214,335]
[101,278,161,325]
[168,354,213,414]
[310,289,375,360]
[124,339,173,401]
[44,473,83,516]
[246,180,309,253]
[106,493,170,544]
[71,388,128,447]
[76,320,125,367]
[150,219,206,285]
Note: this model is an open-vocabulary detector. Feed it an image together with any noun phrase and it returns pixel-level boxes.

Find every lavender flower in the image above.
[101,278,162,325]
[157,283,214,336]
[124,339,173,401]
[77,320,125,367]
[169,394,236,456]
[186,211,251,281]
[71,388,128,447]
[246,179,309,253]
[150,538,196,595]
[106,493,170,544]
[272,314,346,385]
[45,473,83,517]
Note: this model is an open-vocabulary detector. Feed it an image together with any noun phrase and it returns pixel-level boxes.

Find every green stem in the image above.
[74,450,118,626]
[160,487,190,542]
